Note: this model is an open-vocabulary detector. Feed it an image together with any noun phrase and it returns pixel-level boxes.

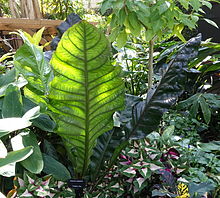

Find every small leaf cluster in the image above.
[8,172,74,198]
[101,0,213,47]
[177,93,220,124]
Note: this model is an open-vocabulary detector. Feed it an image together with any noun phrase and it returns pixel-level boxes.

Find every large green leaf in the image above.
[48,21,124,176]
[11,131,43,174]
[2,84,23,118]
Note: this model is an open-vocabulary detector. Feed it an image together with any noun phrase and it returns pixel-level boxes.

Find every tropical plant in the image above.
[162,110,207,144]
[13,19,125,180]
[88,34,202,189]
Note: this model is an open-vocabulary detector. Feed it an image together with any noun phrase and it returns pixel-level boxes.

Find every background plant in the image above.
[101,0,215,89]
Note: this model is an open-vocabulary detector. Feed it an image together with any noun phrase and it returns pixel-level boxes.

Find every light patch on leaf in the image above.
[149,154,157,160]
[140,167,148,177]
[18,177,25,187]
[176,168,185,174]
[20,189,33,197]
[177,177,189,183]
[0,163,16,177]
[111,183,120,189]
[149,164,162,171]
[136,177,145,188]
[0,140,7,158]
[123,167,136,175]
[128,149,138,155]
[126,178,133,183]
[0,118,31,133]
[133,186,139,194]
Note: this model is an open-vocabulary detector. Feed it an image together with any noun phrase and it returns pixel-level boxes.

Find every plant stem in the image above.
[148,39,154,89]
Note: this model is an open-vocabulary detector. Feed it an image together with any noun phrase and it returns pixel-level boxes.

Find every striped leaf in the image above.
[48,21,124,177]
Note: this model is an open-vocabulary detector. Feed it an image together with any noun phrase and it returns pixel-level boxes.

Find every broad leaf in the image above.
[42,153,71,181]
[48,21,124,176]
[11,131,43,174]
[2,84,23,118]
[122,34,201,138]
[0,146,33,167]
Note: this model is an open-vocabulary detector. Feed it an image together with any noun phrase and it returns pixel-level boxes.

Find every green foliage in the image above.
[42,153,71,181]
[13,20,125,178]
[162,110,207,144]
[121,35,201,138]
[113,43,148,96]
[41,0,85,19]
[0,105,41,177]
[89,35,201,184]
[14,28,53,109]
[177,93,220,124]
[101,0,213,47]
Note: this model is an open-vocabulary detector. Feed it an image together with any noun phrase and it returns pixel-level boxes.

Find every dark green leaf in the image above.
[123,35,201,138]
[90,127,125,181]
[42,139,59,160]
[177,94,199,109]
[42,153,71,181]
[189,100,200,118]
[23,97,56,132]
[2,84,23,118]
[199,96,211,124]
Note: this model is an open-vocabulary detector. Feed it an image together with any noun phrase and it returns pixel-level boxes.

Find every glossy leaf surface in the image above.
[49,21,124,176]
[122,35,201,138]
